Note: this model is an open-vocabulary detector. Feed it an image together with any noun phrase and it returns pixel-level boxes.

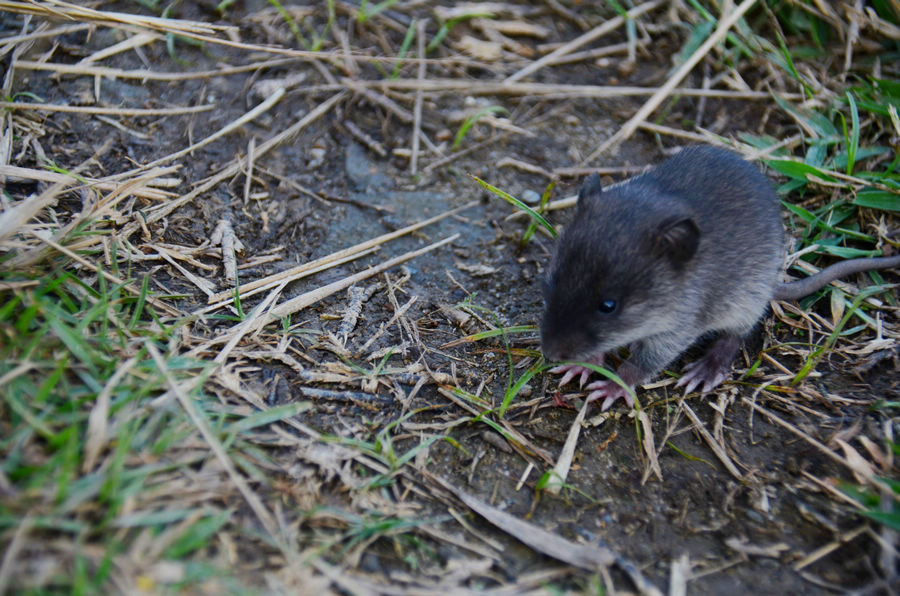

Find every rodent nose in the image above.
[540,335,569,362]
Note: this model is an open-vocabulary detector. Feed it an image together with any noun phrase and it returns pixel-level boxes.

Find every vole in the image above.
[540,145,900,411]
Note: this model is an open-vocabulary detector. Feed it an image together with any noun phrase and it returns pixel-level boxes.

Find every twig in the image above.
[204,201,476,306]
[0,140,110,243]
[200,248,378,315]
[545,399,591,495]
[363,79,796,100]
[742,397,856,473]
[543,38,650,66]
[0,164,176,200]
[422,134,503,175]
[242,137,257,205]
[343,120,386,157]
[14,57,300,80]
[342,79,414,123]
[138,87,284,173]
[410,19,426,175]
[200,234,460,349]
[504,0,662,83]
[119,91,346,237]
[793,525,868,571]
[425,472,664,596]
[211,219,242,284]
[0,23,89,47]
[28,234,182,317]
[637,121,724,144]
[0,2,494,68]
[681,401,743,478]
[582,0,760,162]
[146,342,289,555]
[0,0,234,35]
[296,386,393,406]
[0,101,214,116]
[0,515,33,594]
[77,32,156,65]
[83,356,139,472]
[212,280,286,364]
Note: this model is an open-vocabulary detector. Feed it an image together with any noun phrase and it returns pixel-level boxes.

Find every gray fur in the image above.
[541,146,782,388]
[541,145,900,392]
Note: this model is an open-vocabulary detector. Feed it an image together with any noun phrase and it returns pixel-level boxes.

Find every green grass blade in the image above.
[498,359,543,418]
[775,34,813,99]
[164,509,233,558]
[427,13,492,53]
[765,159,838,183]
[267,0,311,49]
[845,91,860,175]
[357,0,400,23]
[792,286,886,384]
[452,106,508,150]
[127,274,150,330]
[854,189,900,212]
[227,402,313,434]
[469,175,556,238]
[392,20,417,79]
[521,179,555,248]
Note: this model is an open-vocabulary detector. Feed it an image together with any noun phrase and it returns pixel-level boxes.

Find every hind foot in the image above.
[676,333,742,394]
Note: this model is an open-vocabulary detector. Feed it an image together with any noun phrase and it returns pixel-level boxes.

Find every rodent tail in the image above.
[774,254,900,300]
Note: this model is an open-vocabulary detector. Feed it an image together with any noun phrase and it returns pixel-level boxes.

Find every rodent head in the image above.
[540,174,701,362]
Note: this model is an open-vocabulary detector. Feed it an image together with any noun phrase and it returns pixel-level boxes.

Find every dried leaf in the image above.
[833,438,876,484]
[455,35,503,61]
[478,19,550,38]
[455,261,498,276]
[725,537,790,558]
[830,286,845,327]
[426,474,664,596]
[638,410,662,482]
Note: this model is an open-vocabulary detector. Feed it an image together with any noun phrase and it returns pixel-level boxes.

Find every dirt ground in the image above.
[3,1,899,594]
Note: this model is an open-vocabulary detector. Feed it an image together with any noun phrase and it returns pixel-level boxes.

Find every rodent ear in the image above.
[655,217,700,265]
[576,173,603,207]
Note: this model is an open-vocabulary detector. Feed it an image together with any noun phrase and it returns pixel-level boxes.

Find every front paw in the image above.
[549,364,592,388]
[549,354,606,388]
[584,379,635,411]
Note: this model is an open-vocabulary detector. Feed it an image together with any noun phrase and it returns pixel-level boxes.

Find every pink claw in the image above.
[675,360,727,394]
[584,379,635,411]
[549,354,606,388]
[549,364,592,388]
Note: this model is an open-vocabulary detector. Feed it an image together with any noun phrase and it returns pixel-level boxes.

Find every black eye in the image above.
[598,299,617,314]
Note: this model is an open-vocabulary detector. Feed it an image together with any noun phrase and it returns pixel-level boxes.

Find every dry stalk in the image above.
[583,0,762,162]
[410,19,426,175]
[197,234,461,352]
[504,0,662,83]
[0,101,214,116]
[681,400,742,479]
[14,57,301,80]
[119,90,346,236]
[205,201,476,306]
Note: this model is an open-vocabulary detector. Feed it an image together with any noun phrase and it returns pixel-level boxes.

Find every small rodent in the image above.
[540,145,900,410]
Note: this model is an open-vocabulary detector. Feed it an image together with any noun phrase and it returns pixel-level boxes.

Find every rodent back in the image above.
[641,147,784,330]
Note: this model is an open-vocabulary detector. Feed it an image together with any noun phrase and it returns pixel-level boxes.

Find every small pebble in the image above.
[521,189,541,205]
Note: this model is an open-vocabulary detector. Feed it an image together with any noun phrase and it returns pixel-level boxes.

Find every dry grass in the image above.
[1,1,899,593]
